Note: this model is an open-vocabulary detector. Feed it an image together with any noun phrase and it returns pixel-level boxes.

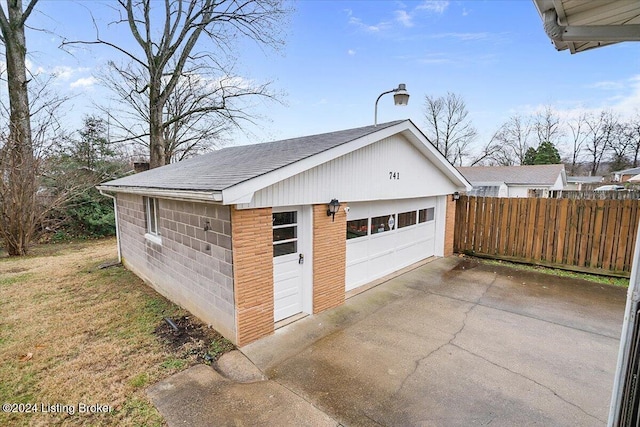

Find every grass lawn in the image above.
[0,238,234,426]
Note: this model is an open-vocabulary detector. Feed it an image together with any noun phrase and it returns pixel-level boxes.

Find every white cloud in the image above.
[70,76,97,89]
[587,80,625,90]
[348,49,356,56]
[348,16,390,33]
[416,1,449,14]
[395,10,414,27]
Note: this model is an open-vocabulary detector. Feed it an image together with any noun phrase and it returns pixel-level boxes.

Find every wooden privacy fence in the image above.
[454,196,640,277]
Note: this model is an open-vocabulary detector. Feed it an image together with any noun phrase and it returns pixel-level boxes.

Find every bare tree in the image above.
[492,114,533,165]
[566,113,588,174]
[584,111,615,175]
[627,113,640,168]
[533,105,563,147]
[423,92,477,165]
[0,0,39,255]
[67,0,288,168]
[608,118,631,172]
[97,60,272,163]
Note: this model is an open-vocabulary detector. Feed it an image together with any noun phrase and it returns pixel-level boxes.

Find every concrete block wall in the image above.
[444,196,456,257]
[230,206,274,346]
[116,194,236,340]
[312,204,346,313]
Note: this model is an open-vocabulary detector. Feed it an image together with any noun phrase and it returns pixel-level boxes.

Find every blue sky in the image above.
[20,0,640,160]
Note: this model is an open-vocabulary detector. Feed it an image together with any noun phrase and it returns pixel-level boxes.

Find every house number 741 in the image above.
[389,172,400,180]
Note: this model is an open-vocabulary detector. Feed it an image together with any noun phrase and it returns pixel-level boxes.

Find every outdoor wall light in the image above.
[452,191,460,201]
[327,199,341,222]
[374,83,410,126]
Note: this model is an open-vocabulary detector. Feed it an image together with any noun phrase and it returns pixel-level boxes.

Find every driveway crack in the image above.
[395,276,498,395]
[450,342,606,424]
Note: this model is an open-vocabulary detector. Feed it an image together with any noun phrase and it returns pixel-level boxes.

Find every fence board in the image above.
[454,196,640,277]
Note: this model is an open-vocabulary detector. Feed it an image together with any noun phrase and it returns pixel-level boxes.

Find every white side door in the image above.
[273,208,304,321]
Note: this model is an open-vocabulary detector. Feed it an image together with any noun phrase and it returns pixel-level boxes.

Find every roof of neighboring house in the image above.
[567,176,604,184]
[532,0,640,54]
[612,166,640,176]
[457,164,566,186]
[102,120,404,192]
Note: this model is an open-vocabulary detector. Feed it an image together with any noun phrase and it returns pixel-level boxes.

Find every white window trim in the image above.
[145,197,162,245]
[145,232,163,245]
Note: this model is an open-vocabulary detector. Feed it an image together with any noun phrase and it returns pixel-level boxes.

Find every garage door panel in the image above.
[346,198,438,291]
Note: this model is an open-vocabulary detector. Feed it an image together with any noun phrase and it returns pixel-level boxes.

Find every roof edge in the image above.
[96,185,223,202]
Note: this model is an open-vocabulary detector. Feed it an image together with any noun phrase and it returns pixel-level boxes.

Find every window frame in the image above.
[144,197,162,245]
[418,207,435,223]
[272,211,298,257]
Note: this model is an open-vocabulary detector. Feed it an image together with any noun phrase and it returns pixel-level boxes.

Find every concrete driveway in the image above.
[242,257,626,426]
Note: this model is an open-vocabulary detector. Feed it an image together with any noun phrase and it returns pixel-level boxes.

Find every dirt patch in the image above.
[154,316,235,364]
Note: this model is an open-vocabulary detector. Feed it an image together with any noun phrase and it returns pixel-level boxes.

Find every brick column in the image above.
[231,206,274,346]
[444,196,456,256]
[312,204,346,313]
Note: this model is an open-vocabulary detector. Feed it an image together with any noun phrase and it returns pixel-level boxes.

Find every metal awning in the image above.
[532,0,640,54]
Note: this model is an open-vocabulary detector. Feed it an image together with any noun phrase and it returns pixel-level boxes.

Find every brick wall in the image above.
[444,196,456,256]
[116,194,236,340]
[230,206,274,346]
[312,204,346,313]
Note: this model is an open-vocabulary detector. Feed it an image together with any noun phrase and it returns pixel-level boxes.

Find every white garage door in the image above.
[346,198,438,291]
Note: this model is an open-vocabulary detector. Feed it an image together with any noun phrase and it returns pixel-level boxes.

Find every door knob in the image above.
[298,254,304,264]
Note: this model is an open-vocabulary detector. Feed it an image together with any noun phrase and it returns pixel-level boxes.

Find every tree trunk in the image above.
[0,0,37,256]
[148,83,166,168]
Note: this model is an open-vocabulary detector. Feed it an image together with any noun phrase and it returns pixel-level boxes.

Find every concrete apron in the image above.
[149,257,626,426]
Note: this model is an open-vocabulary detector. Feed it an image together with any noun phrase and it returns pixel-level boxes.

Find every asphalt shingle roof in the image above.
[101,120,405,191]
[456,164,565,186]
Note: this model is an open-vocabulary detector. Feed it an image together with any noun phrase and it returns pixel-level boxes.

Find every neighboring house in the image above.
[457,164,567,198]
[565,175,604,191]
[612,167,640,182]
[98,120,471,346]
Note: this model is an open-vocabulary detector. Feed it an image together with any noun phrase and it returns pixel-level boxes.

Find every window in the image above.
[273,211,297,257]
[371,214,394,235]
[145,197,160,235]
[347,218,369,239]
[418,207,435,223]
[397,211,417,229]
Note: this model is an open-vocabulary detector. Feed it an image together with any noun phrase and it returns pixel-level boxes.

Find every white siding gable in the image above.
[244,134,458,209]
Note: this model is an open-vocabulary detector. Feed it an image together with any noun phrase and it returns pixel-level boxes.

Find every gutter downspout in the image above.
[99,189,122,263]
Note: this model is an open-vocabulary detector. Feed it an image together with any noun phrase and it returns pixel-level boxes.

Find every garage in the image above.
[100,119,470,345]
[345,197,443,291]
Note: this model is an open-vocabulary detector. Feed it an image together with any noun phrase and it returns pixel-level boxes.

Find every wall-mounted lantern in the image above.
[327,199,341,222]
[452,191,460,201]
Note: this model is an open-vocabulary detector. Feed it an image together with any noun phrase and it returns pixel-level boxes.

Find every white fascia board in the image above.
[221,121,412,205]
[95,185,223,202]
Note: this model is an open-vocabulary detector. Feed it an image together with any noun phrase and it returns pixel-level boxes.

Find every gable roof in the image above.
[457,164,566,186]
[99,119,471,204]
[102,120,403,192]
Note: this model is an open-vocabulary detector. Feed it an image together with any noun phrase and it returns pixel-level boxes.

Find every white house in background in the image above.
[612,167,640,182]
[98,119,470,346]
[565,175,604,191]
[457,164,567,198]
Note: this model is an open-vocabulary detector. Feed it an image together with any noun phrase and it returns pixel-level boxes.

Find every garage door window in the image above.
[397,211,417,228]
[419,208,435,223]
[347,218,369,239]
[371,215,395,234]
[273,212,297,257]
